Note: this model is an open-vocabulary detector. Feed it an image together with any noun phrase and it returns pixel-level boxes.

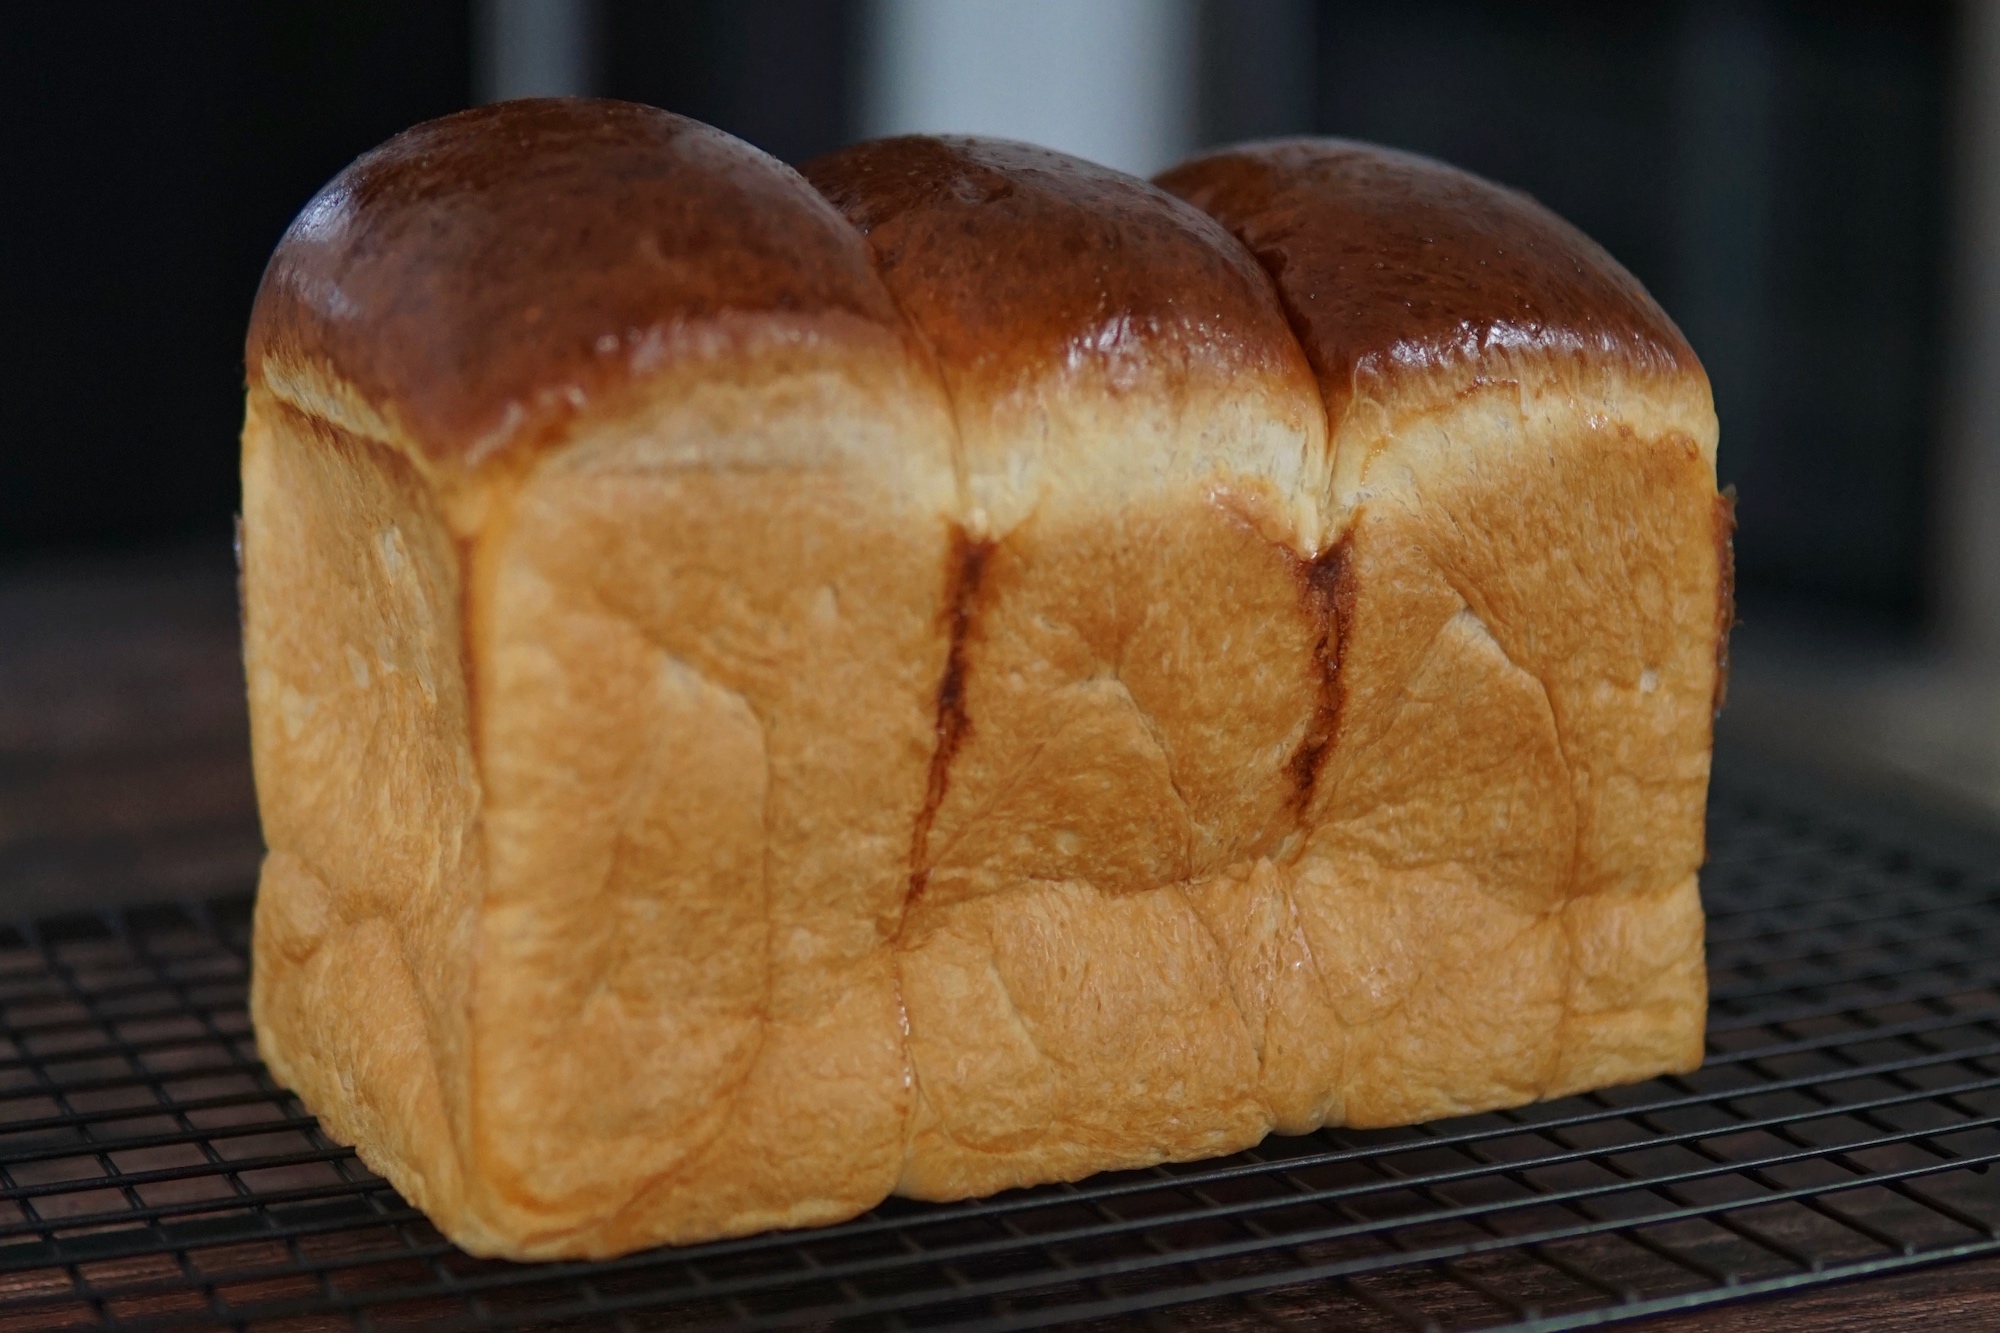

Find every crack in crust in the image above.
[906,527,994,914]
[1712,486,1737,720]
[1283,534,1353,815]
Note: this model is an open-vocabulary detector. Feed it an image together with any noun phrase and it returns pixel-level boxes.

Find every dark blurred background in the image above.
[0,0,1958,620]
[2,1,859,556]
[0,0,1991,908]
[1320,2,1949,626]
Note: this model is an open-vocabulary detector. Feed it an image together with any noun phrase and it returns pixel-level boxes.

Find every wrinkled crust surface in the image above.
[242,393,479,1237]
[248,331,963,1258]
[893,381,1716,1200]
[463,339,957,1252]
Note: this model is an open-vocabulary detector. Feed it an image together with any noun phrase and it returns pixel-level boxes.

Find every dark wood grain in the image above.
[0,543,260,916]
[1631,1255,2000,1329]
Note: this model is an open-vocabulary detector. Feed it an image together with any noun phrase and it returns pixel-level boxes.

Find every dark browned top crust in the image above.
[248,99,902,467]
[1155,139,1700,418]
[801,136,1308,397]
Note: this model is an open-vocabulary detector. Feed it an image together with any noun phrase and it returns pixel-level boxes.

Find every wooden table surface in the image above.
[0,545,260,918]
[2,544,1994,1330]
[1629,1258,2000,1330]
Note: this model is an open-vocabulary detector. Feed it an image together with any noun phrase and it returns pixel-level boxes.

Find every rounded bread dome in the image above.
[248,98,903,469]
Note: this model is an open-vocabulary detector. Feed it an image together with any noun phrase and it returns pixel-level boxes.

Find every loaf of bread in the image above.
[242,99,1726,1261]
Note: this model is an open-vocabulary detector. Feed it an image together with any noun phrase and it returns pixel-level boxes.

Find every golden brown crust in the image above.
[803,137,1344,1193]
[1155,139,1699,420]
[803,135,1311,411]
[247,99,903,469]
[245,116,1721,1257]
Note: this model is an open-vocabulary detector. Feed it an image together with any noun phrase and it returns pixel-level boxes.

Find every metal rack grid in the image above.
[0,758,1995,1332]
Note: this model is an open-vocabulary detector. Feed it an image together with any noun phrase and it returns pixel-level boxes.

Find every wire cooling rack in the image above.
[0,758,1995,1332]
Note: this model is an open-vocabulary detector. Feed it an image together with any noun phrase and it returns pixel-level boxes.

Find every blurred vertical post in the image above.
[1195,0,1315,148]
[1670,2,1774,517]
[1945,0,2000,664]
[474,0,599,103]
[859,0,1198,178]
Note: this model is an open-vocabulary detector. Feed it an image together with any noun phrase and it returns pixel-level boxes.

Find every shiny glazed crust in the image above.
[243,104,1723,1259]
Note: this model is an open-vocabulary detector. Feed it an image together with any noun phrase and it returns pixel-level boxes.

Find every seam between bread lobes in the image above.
[905,530,992,919]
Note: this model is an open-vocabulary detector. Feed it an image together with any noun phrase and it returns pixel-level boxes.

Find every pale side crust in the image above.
[892,375,1713,1198]
[242,394,478,1229]
[246,360,1716,1255]
[467,454,955,1250]
[248,340,967,1258]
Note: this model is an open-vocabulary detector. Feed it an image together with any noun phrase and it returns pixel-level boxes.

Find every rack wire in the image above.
[0,755,1994,1331]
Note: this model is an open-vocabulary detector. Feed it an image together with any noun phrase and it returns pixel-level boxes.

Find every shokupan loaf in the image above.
[241,99,1727,1260]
